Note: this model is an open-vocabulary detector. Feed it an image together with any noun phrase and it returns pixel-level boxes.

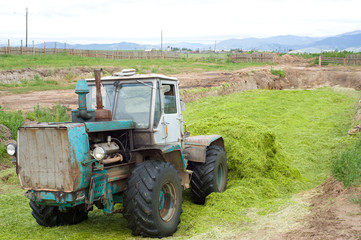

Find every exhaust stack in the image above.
[94,69,112,121]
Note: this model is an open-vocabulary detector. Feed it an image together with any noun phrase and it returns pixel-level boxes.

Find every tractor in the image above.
[6,69,228,238]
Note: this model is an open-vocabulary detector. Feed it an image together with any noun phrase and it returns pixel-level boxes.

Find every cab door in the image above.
[161,80,183,144]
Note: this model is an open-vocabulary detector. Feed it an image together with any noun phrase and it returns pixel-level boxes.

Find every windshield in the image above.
[114,82,153,129]
[86,84,115,112]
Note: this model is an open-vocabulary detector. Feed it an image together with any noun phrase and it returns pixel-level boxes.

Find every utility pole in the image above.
[26,8,28,47]
[161,29,163,54]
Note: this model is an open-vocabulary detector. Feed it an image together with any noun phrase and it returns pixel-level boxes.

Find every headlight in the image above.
[93,146,106,161]
[6,143,16,156]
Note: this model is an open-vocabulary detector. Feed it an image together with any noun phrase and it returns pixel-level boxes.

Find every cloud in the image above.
[1,0,361,44]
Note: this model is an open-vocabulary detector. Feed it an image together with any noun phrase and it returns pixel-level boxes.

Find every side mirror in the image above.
[180,100,186,112]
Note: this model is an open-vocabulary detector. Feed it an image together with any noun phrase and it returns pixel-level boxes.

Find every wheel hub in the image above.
[216,164,224,191]
[158,182,176,222]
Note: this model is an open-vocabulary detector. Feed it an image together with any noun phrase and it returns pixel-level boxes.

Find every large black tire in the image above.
[29,201,88,227]
[123,160,183,238]
[191,145,228,204]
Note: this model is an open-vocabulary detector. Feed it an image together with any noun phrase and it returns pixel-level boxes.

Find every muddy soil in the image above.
[276,177,361,240]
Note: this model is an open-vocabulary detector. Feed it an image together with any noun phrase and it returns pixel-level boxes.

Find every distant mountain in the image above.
[216,35,325,51]
[3,30,361,53]
[299,30,361,52]
[33,41,153,50]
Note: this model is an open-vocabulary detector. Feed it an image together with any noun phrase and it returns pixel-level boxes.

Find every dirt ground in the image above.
[2,64,361,111]
[276,177,361,240]
[0,56,360,239]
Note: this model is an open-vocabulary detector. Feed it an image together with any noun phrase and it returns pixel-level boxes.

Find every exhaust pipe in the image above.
[94,69,112,121]
[75,80,92,120]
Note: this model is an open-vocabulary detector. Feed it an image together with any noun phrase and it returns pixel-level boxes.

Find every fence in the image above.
[0,41,179,60]
[319,55,361,66]
[229,53,274,63]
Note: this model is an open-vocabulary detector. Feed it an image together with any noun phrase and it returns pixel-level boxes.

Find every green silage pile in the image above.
[186,115,301,221]
[179,88,359,234]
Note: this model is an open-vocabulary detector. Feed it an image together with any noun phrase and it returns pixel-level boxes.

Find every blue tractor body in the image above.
[10,70,228,237]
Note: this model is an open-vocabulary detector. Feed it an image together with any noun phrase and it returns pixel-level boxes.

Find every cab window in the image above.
[162,84,177,114]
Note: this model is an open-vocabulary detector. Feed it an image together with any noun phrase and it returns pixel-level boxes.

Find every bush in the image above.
[270,69,286,77]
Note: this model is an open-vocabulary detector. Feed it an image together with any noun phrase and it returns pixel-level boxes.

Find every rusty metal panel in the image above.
[183,144,207,163]
[185,135,223,147]
[18,127,74,192]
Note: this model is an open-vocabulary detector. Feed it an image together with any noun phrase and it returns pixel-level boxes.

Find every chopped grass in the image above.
[179,87,360,234]
[0,87,359,239]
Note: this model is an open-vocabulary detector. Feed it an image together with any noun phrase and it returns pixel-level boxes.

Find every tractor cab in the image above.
[83,70,184,147]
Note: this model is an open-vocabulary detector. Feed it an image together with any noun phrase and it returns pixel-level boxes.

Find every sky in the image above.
[1,0,361,45]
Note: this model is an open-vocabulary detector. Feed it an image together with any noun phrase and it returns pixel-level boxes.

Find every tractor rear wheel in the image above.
[29,201,88,227]
[191,145,228,204]
[123,160,183,238]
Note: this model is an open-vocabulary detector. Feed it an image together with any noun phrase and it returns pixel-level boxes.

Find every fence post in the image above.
[44,42,46,54]
[64,42,67,53]
[32,40,35,54]
[7,39,10,54]
[54,42,57,54]
[343,58,346,66]
[21,40,23,55]
[319,56,322,67]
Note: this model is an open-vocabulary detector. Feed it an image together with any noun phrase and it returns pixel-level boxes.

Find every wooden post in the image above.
[8,39,10,54]
[44,42,46,54]
[54,42,57,54]
[21,40,23,54]
[318,56,322,67]
[32,40,35,54]
[343,58,346,66]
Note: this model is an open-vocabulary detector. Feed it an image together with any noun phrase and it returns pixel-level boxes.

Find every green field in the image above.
[1,87,359,239]
[0,54,269,74]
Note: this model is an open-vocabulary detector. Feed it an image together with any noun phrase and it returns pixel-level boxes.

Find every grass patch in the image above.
[0,54,269,74]
[332,138,361,187]
[350,194,361,206]
[0,75,75,94]
[27,104,71,123]
[270,69,285,77]
[0,106,24,139]
[0,106,24,166]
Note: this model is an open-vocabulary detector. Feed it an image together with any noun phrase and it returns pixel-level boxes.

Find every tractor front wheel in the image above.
[123,160,183,238]
[191,145,228,204]
[29,201,88,227]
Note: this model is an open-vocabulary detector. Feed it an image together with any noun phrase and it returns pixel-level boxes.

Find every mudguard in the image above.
[184,135,224,163]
